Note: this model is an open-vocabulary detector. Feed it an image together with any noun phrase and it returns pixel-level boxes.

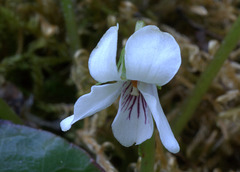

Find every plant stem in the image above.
[61,0,81,56]
[139,132,155,172]
[172,15,240,136]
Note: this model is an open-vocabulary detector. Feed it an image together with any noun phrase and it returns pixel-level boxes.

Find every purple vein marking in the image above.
[122,82,131,94]
[127,96,137,120]
[137,96,140,118]
[121,81,148,124]
[123,95,133,112]
[140,94,148,124]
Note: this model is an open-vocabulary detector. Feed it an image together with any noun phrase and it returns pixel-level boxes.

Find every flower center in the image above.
[130,80,139,96]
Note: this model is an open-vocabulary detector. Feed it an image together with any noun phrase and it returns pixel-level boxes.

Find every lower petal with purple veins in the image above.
[112,81,154,147]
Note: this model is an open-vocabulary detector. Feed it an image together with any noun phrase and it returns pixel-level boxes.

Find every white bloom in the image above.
[60,24,181,153]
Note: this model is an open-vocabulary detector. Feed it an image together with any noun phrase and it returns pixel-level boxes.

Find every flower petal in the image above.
[88,25,121,82]
[138,82,180,153]
[112,81,154,147]
[125,25,181,86]
[60,115,74,132]
[60,82,123,131]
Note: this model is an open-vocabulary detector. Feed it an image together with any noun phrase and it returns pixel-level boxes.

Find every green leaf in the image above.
[0,120,104,172]
[0,98,23,124]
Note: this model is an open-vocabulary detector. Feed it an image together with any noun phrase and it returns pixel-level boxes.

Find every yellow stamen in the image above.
[131,80,138,88]
[131,80,139,96]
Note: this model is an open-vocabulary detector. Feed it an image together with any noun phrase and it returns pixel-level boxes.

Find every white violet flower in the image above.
[60,24,181,153]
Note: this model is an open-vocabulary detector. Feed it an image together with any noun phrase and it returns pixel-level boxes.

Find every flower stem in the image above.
[139,131,155,172]
[61,0,81,56]
[172,15,240,136]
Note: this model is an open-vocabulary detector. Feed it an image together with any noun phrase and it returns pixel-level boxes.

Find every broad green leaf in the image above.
[0,120,104,172]
[0,98,23,124]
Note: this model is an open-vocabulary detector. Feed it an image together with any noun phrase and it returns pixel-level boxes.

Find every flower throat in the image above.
[130,80,139,96]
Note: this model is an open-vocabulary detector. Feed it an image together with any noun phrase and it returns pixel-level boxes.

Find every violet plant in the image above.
[60,22,181,154]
